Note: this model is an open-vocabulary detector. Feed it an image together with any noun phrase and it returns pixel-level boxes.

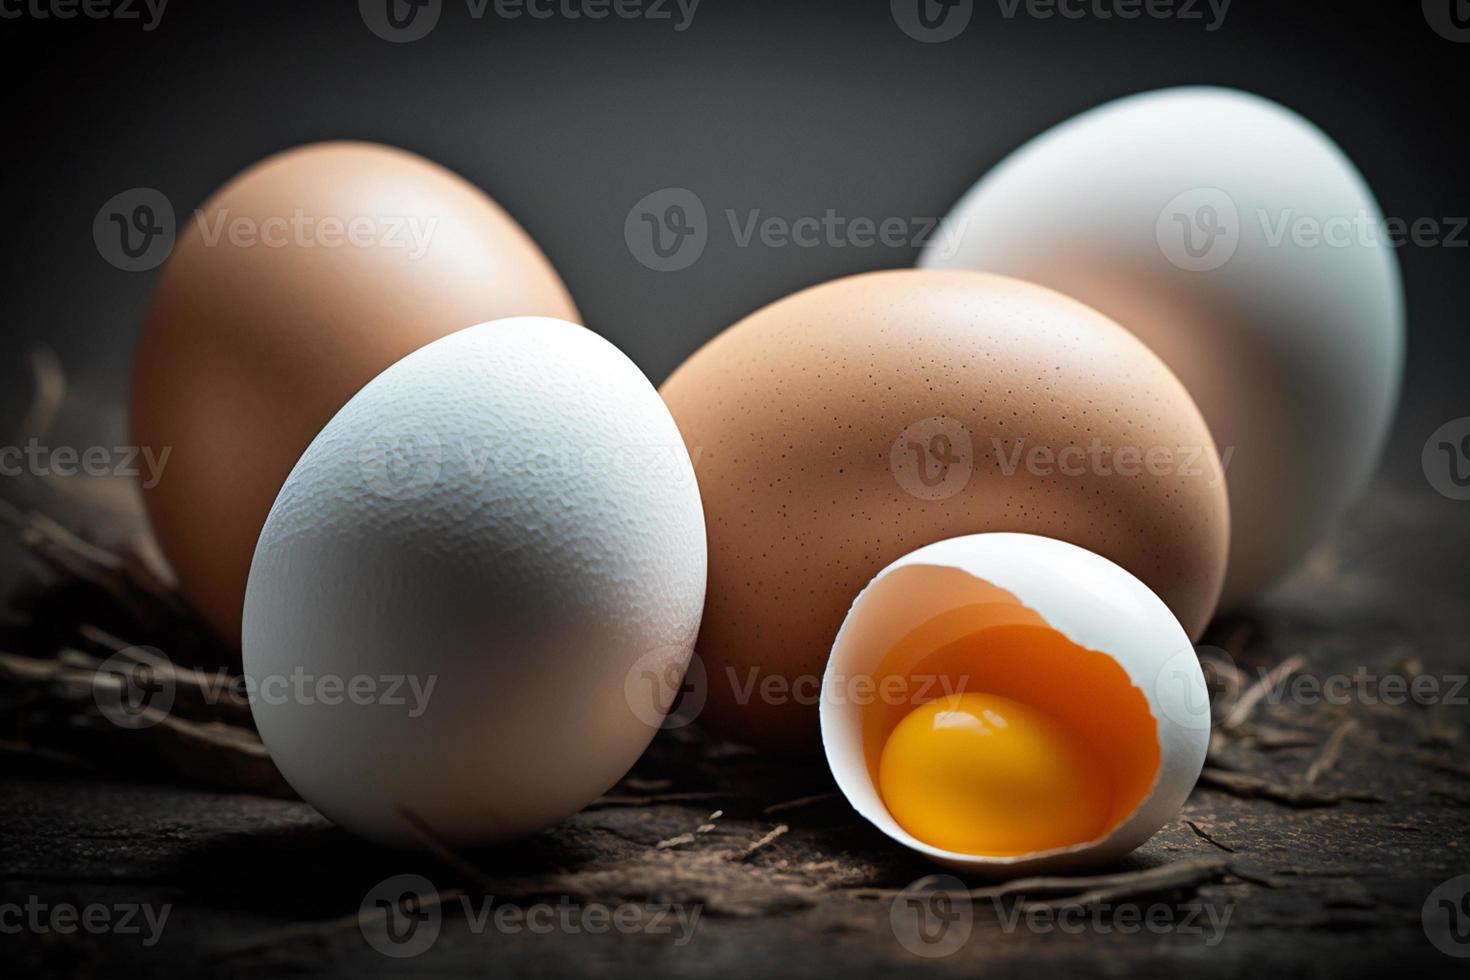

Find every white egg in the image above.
[922,87,1404,608]
[820,532,1209,875]
[243,317,707,848]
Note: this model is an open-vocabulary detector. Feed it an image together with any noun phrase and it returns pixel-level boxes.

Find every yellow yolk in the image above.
[877,692,1114,856]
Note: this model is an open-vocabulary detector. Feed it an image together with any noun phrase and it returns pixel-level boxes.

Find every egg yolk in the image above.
[878,692,1114,856]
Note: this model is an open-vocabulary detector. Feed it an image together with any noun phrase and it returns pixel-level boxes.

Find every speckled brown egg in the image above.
[659,270,1228,750]
[130,142,578,645]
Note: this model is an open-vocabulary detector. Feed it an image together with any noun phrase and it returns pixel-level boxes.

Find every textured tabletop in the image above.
[3,482,1469,978]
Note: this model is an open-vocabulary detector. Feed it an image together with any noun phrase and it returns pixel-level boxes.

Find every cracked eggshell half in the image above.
[820,532,1208,875]
[243,317,706,849]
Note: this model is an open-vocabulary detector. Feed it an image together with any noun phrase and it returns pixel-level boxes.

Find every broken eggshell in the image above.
[820,532,1209,875]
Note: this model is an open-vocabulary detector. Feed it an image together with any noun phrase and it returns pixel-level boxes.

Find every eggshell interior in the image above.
[821,532,1209,875]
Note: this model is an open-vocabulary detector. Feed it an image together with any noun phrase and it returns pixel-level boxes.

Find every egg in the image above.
[131,141,578,645]
[243,317,706,848]
[821,532,1208,875]
[659,269,1227,750]
[921,86,1403,608]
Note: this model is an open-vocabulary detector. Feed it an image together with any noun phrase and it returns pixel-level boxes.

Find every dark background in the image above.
[3,6,1470,977]
[0,0,1464,496]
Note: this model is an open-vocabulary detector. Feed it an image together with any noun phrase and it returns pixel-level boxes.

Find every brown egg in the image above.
[659,270,1228,750]
[130,142,578,645]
